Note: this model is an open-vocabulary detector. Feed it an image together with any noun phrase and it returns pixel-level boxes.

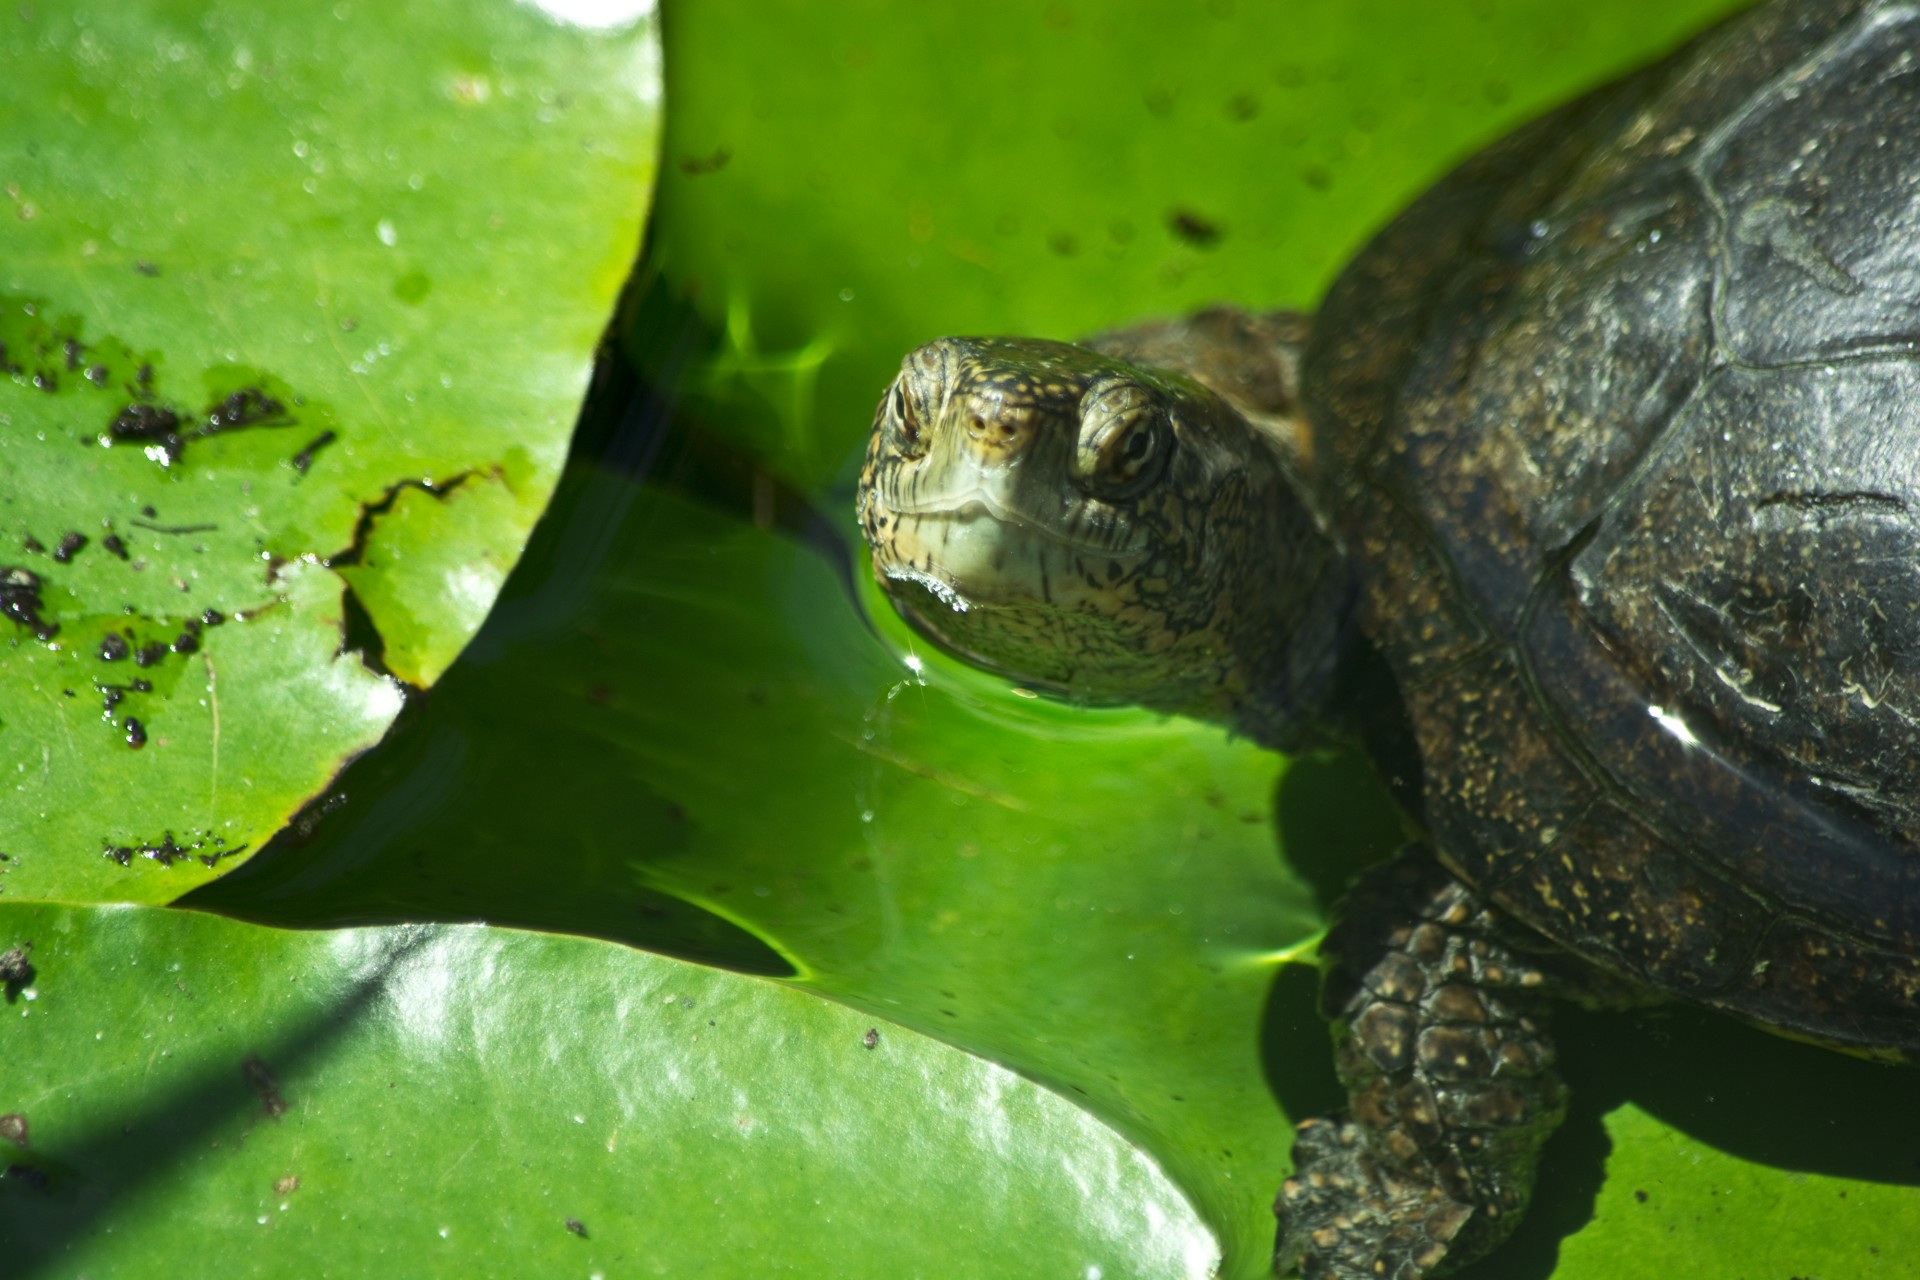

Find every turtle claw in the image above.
[1276,1118,1469,1280]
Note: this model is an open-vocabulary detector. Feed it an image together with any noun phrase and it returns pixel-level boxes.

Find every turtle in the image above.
[853,0,1920,1275]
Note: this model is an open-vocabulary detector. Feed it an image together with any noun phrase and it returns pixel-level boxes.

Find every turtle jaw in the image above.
[862,493,1168,702]
[871,553,1176,706]
[868,488,1155,610]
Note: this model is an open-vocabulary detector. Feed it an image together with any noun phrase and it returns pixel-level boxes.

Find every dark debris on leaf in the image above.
[107,403,185,463]
[0,947,33,1002]
[0,567,57,640]
[51,532,85,563]
[106,385,293,466]
[242,1053,288,1119]
[206,387,286,431]
[102,830,246,870]
[291,429,337,475]
[1168,207,1223,247]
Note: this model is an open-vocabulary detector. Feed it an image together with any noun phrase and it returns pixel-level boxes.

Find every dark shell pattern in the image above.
[1308,0,1920,1056]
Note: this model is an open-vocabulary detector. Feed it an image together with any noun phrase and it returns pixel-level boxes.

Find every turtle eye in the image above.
[1075,380,1169,497]
[1102,415,1162,490]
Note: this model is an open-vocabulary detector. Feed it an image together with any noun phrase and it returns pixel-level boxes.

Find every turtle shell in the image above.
[1305,0,1920,1056]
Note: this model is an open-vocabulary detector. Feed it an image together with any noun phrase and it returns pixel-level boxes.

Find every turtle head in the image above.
[857,333,1349,744]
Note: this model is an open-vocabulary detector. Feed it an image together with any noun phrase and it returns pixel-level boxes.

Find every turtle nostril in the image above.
[962,398,1039,458]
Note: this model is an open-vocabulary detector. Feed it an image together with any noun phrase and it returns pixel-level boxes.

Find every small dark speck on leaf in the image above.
[101,533,128,560]
[197,843,247,869]
[1635,1189,1648,1203]
[0,947,34,1001]
[1168,209,1222,247]
[171,628,199,654]
[134,261,159,277]
[51,532,84,563]
[201,608,226,627]
[123,717,146,749]
[1048,231,1079,257]
[0,1113,27,1147]
[565,1218,588,1239]
[206,387,285,431]
[679,147,731,176]
[1226,92,1259,121]
[20,535,43,555]
[141,505,157,518]
[1302,163,1333,191]
[290,429,337,475]
[133,641,167,667]
[1,566,57,640]
[106,831,200,868]
[242,1053,288,1119]
[862,1028,879,1050]
[98,632,129,662]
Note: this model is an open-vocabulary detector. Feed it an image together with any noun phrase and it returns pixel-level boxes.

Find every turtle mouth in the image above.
[878,486,1151,559]
[868,490,1152,615]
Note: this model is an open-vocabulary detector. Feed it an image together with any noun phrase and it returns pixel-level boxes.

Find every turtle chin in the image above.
[877,568,1167,706]
[868,507,1205,710]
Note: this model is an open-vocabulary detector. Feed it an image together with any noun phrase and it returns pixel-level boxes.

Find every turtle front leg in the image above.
[1276,852,1566,1279]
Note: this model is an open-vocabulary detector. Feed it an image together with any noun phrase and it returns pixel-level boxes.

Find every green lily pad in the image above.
[197,477,1376,1271]
[0,0,659,903]
[0,902,1214,1278]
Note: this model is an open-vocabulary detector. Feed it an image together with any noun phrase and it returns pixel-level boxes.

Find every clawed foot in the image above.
[1273,853,1570,1279]
[1276,1118,1470,1280]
